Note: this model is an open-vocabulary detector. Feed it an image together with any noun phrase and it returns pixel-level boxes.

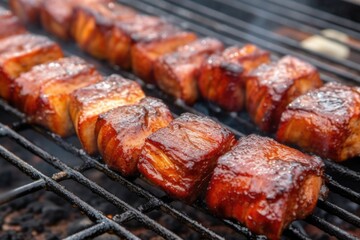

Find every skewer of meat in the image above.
[0,6,26,40]
[8,0,43,24]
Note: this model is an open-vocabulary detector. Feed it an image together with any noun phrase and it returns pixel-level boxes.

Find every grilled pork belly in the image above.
[154,38,224,104]
[138,113,236,202]
[71,2,137,59]
[198,44,270,111]
[0,33,63,100]
[40,0,112,40]
[69,75,145,155]
[107,15,166,69]
[246,55,323,132]
[206,134,324,240]
[96,97,173,176]
[277,82,360,162]
[131,24,197,83]
[12,57,102,136]
[0,6,26,39]
[9,0,43,24]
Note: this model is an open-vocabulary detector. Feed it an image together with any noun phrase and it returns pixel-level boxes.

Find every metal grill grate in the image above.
[0,0,359,239]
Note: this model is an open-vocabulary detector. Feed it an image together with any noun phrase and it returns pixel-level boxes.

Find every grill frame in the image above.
[0,0,359,239]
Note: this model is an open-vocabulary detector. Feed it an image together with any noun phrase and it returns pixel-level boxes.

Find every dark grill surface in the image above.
[0,0,360,239]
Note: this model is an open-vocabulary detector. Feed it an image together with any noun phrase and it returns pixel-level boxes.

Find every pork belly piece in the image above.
[154,38,224,104]
[138,113,236,202]
[69,75,145,155]
[246,55,323,132]
[198,44,270,111]
[206,134,324,240]
[12,57,102,136]
[0,6,26,39]
[131,24,197,83]
[9,0,43,24]
[71,2,137,59]
[0,33,63,100]
[40,0,112,40]
[96,97,173,176]
[107,15,166,69]
[277,82,360,162]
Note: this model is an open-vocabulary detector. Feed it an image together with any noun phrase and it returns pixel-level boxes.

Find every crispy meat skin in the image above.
[277,82,360,162]
[138,113,236,202]
[96,97,173,176]
[0,6,26,39]
[198,45,270,111]
[154,38,224,104]
[206,135,324,240]
[0,33,63,100]
[40,0,112,40]
[131,24,197,83]
[71,2,136,59]
[9,0,43,24]
[246,55,323,132]
[12,57,102,136]
[69,75,145,155]
[107,15,166,69]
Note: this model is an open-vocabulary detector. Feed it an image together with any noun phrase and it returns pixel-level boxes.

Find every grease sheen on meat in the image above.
[206,135,324,240]
[277,82,360,162]
[96,97,173,176]
[69,74,145,155]
[138,113,236,202]
[9,0,43,24]
[0,33,63,100]
[198,44,270,111]
[12,57,102,136]
[154,38,224,104]
[246,55,323,132]
[0,6,26,39]
[71,1,137,59]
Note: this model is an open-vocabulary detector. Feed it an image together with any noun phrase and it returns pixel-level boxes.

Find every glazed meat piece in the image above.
[131,24,197,83]
[9,0,43,24]
[198,44,270,111]
[40,0,112,40]
[246,55,323,132]
[206,135,324,240]
[96,97,173,176]
[138,113,236,202]
[69,75,145,155]
[0,6,26,39]
[277,82,360,162]
[71,2,137,59]
[107,15,166,69]
[154,38,224,104]
[12,57,102,136]
[0,33,63,100]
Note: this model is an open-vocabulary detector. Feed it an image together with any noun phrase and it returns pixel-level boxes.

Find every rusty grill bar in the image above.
[0,0,359,239]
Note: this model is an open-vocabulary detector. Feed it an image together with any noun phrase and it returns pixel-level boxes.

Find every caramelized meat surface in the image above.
[138,113,236,202]
[0,33,63,100]
[198,44,270,111]
[246,55,323,132]
[277,82,360,162]
[96,97,173,176]
[206,134,324,240]
[69,75,145,154]
[12,57,102,136]
[154,38,224,104]
[131,24,197,83]
[71,2,137,59]
[9,0,43,24]
[107,15,166,69]
[0,6,26,39]
[40,0,112,40]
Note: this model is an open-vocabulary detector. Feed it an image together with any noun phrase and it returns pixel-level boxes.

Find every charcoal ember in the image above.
[28,202,42,214]
[0,230,25,240]
[42,204,69,225]
[45,233,61,240]
[94,233,119,240]
[67,218,92,235]
[8,196,30,210]
[9,212,33,225]
[22,219,44,233]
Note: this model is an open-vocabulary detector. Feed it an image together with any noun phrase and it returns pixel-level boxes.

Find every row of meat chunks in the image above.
[0,4,346,239]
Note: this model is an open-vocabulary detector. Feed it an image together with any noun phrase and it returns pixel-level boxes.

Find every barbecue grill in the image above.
[0,0,359,239]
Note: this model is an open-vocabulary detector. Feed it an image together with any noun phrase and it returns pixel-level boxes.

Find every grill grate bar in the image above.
[127,0,360,84]
[327,178,360,204]
[0,144,140,240]
[324,160,360,182]
[64,222,111,240]
[0,179,45,205]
